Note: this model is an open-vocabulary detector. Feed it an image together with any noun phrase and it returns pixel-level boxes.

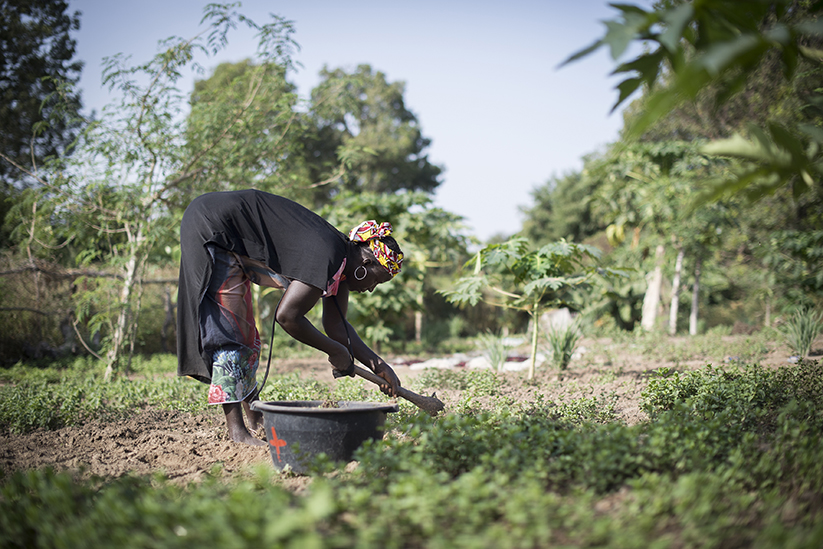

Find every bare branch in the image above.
[72,317,104,360]
[310,165,346,188]
[0,307,50,315]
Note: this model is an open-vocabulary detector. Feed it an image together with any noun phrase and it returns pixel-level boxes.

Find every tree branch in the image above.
[310,165,346,188]
[0,307,50,315]
[0,264,176,284]
[72,318,104,360]
[490,285,522,299]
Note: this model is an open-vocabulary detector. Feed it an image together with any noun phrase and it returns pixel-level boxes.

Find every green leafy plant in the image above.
[0,375,205,434]
[4,360,823,547]
[563,0,823,204]
[779,307,823,358]
[545,319,582,371]
[477,330,511,372]
[442,237,617,379]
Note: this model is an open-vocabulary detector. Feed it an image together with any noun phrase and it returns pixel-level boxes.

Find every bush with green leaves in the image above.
[544,319,582,371]
[442,237,615,379]
[4,358,823,547]
[780,307,823,358]
[0,375,205,435]
[477,330,511,372]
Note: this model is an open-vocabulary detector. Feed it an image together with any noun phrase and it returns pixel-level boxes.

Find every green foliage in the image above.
[185,58,302,197]
[0,0,84,187]
[3,360,823,547]
[0,467,336,548]
[257,371,379,404]
[521,168,604,245]
[410,367,475,391]
[477,330,511,372]
[257,371,328,402]
[764,229,823,301]
[412,368,502,398]
[320,190,472,348]
[306,64,442,198]
[443,236,606,377]
[19,4,302,379]
[544,319,582,371]
[779,307,823,357]
[0,373,204,435]
[565,0,823,204]
[641,361,823,428]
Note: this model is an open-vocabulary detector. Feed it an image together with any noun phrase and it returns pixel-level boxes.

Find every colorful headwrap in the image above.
[348,220,404,278]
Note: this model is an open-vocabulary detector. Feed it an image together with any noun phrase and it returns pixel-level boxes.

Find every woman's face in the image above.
[348,256,393,293]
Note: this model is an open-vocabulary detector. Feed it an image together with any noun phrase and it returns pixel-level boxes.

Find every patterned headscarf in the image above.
[348,220,404,277]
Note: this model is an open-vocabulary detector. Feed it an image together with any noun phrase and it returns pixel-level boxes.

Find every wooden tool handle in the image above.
[353,364,445,416]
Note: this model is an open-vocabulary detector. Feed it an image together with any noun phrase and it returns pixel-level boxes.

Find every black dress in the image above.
[176,190,348,382]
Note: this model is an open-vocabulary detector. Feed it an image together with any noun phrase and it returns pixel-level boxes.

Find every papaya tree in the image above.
[441,237,611,379]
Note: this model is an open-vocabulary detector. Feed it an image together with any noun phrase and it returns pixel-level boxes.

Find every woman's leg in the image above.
[223,403,265,446]
[210,346,265,446]
[201,247,265,446]
[241,385,264,433]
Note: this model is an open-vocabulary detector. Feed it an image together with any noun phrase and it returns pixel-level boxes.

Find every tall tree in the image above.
[588,140,734,332]
[0,0,83,186]
[520,164,605,246]
[306,64,442,201]
[592,0,823,319]
[18,4,301,378]
[183,59,304,202]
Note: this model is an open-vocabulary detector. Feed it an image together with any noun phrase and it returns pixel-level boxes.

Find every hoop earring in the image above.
[354,265,368,281]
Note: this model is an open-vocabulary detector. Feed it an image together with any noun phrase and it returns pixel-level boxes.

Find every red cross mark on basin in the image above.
[269,426,287,461]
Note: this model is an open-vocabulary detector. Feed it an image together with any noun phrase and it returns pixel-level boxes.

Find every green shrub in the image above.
[258,371,330,402]
[0,375,204,434]
[477,330,511,371]
[780,307,823,357]
[544,320,582,370]
[4,355,823,548]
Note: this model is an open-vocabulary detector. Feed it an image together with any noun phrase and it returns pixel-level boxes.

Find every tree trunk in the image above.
[668,247,685,335]
[105,254,137,380]
[689,256,702,336]
[528,308,539,380]
[104,225,145,381]
[161,285,174,353]
[414,291,424,343]
[764,297,771,328]
[125,276,147,376]
[641,244,665,332]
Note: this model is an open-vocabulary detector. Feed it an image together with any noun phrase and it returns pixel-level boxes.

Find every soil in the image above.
[0,335,807,486]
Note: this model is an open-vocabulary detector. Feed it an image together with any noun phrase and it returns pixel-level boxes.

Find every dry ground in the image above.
[0,334,805,485]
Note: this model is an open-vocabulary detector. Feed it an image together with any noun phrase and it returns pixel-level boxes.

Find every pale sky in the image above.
[70,0,648,241]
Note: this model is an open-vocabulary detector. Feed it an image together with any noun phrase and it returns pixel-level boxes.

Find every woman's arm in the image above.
[322,285,400,396]
[275,279,353,373]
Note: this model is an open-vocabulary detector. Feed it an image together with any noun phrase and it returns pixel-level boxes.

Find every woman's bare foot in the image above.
[224,402,266,446]
[230,429,267,447]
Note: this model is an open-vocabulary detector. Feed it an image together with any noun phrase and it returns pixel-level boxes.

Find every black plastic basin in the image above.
[250,400,399,474]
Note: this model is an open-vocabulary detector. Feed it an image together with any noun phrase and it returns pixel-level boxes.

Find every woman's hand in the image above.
[328,345,355,377]
[373,362,400,397]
